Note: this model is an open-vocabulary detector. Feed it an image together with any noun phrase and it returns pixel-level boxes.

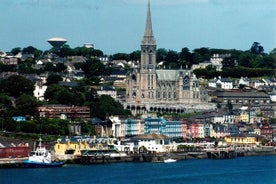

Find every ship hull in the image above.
[22,160,64,168]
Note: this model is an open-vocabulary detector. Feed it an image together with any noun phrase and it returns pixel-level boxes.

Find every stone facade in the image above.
[125,1,215,115]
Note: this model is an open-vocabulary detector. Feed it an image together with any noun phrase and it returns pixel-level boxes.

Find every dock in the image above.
[205,148,237,159]
[0,157,27,168]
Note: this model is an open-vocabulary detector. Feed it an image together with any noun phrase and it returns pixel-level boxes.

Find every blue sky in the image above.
[1,0,276,54]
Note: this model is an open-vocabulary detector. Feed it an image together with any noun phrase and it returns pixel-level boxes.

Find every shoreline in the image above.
[1,150,275,168]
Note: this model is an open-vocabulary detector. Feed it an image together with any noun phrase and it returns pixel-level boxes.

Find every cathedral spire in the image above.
[142,0,156,45]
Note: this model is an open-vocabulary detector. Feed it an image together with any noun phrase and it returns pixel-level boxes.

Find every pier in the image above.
[0,157,27,168]
[205,148,237,159]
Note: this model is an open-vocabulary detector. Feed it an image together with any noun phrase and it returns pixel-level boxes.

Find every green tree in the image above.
[11,47,21,55]
[237,52,254,67]
[0,93,13,110]
[44,62,56,72]
[22,46,43,58]
[129,50,141,61]
[15,94,38,116]
[0,75,34,98]
[250,42,264,55]
[165,50,179,64]
[90,95,130,120]
[156,48,168,62]
[44,84,63,103]
[55,63,67,72]
[46,74,63,85]
[193,47,210,61]
[111,53,130,61]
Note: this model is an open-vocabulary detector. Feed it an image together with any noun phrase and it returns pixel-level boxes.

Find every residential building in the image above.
[124,118,144,137]
[33,81,47,101]
[162,120,183,138]
[261,122,273,140]
[238,77,250,86]
[37,105,90,120]
[210,54,231,71]
[96,86,117,99]
[144,117,166,135]
[208,76,233,89]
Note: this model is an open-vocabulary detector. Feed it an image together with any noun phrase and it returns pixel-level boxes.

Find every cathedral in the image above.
[125,0,215,115]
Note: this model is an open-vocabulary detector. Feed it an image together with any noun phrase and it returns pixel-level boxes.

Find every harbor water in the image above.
[1,155,276,184]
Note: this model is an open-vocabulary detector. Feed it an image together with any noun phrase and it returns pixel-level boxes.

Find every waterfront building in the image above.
[124,118,144,137]
[125,0,215,115]
[110,116,123,138]
[162,120,183,139]
[131,134,175,153]
[92,119,113,137]
[144,117,166,135]
[54,136,117,160]
[182,119,188,140]
[54,136,91,160]
[224,134,263,145]
[189,123,199,139]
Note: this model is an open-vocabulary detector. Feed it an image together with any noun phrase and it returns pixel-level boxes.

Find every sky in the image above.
[1,0,276,54]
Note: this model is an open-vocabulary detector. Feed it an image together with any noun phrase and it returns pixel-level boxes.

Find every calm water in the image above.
[1,155,276,184]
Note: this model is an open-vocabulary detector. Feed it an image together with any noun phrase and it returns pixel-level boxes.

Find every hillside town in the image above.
[0,0,276,165]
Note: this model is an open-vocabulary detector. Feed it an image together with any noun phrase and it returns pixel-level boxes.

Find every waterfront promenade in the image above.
[1,146,275,168]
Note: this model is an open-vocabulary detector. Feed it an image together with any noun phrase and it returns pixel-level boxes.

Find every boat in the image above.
[22,138,64,168]
[163,158,177,163]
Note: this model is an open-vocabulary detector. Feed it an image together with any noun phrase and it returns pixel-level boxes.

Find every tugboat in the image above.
[22,138,64,168]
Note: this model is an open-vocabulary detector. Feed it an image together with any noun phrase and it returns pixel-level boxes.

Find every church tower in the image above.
[125,0,216,115]
[138,0,157,103]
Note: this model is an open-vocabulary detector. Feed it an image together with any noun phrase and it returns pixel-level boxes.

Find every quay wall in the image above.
[0,150,275,168]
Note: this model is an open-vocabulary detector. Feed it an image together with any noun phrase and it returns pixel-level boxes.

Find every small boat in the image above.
[163,158,177,163]
[22,138,64,168]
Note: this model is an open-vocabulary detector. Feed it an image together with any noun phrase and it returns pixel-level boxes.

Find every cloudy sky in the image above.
[1,0,276,54]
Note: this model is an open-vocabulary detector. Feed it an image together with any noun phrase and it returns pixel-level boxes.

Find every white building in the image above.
[33,82,47,101]
[133,134,176,153]
[97,86,117,99]
[209,77,233,89]
[238,77,250,86]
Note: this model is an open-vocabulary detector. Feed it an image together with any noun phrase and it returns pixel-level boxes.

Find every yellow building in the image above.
[224,134,263,145]
[53,136,116,160]
[54,137,91,160]
[239,111,249,123]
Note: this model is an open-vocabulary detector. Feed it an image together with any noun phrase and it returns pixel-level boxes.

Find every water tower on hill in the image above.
[47,37,67,49]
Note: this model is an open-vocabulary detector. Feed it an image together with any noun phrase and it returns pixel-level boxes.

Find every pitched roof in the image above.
[132,134,169,140]
[156,69,190,81]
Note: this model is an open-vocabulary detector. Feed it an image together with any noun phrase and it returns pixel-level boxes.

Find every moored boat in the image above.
[163,158,177,163]
[22,138,64,168]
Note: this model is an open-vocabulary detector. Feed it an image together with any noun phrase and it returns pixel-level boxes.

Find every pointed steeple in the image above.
[142,0,156,46]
